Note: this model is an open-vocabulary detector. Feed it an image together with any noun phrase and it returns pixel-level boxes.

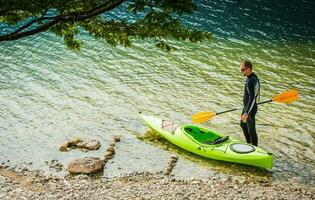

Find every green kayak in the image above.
[140,114,273,169]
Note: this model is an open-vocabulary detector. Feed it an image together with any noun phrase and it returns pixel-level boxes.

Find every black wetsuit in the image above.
[240,73,260,146]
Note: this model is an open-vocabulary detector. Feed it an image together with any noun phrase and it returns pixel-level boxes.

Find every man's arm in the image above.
[244,78,257,114]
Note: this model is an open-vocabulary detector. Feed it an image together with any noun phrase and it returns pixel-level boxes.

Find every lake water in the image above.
[0,0,314,185]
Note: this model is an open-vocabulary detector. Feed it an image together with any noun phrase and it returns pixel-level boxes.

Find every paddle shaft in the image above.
[216,99,273,115]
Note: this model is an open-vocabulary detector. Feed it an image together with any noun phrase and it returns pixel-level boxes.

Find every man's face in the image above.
[240,63,250,76]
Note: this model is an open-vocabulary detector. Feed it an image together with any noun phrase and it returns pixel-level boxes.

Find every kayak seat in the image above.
[204,136,229,145]
[183,126,220,144]
[186,127,201,134]
[191,127,201,134]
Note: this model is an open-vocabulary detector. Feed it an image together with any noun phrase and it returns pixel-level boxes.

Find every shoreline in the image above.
[1,165,314,200]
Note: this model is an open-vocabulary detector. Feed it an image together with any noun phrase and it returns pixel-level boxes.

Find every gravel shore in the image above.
[1,166,314,200]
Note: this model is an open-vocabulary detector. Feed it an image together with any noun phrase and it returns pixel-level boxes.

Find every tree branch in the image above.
[10,9,50,35]
[0,0,125,42]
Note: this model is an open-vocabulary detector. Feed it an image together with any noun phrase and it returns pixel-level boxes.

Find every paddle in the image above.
[192,89,299,123]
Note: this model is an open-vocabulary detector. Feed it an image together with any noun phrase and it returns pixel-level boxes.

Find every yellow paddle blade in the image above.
[192,111,216,123]
[272,89,299,103]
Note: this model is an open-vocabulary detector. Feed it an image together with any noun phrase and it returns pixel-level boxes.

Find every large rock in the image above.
[68,157,104,174]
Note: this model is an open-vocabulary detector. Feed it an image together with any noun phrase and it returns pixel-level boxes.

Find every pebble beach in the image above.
[1,162,314,200]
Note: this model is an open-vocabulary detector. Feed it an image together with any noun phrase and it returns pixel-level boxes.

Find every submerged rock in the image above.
[165,155,178,175]
[59,138,101,152]
[104,146,115,161]
[76,140,101,150]
[102,136,121,163]
[68,157,104,174]
[113,136,121,142]
[68,137,83,146]
[59,143,70,152]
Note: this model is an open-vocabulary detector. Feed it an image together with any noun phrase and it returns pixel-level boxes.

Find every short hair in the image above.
[241,61,252,70]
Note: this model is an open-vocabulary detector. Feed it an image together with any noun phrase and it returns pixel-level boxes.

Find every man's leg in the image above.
[240,120,251,144]
[247,114,258,146]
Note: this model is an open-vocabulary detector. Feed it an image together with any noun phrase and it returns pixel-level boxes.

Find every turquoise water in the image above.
[0,1,314,184]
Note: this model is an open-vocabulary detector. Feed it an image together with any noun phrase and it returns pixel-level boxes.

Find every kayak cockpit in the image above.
[182,125,229,145]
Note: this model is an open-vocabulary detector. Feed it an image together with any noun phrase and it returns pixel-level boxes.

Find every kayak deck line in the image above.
[161,120,180,134]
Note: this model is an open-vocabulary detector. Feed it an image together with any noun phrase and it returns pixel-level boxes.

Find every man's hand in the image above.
[241,113,249,122]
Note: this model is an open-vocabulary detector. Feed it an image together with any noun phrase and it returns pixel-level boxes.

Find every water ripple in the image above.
[0,0,314,184]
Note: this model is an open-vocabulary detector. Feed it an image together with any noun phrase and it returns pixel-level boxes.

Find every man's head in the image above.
[240,60,253,76]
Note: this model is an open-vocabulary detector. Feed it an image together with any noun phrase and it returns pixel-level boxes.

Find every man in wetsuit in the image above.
[240,61,260,146]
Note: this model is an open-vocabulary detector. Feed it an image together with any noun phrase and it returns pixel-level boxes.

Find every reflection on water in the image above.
[0,0,314,185]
